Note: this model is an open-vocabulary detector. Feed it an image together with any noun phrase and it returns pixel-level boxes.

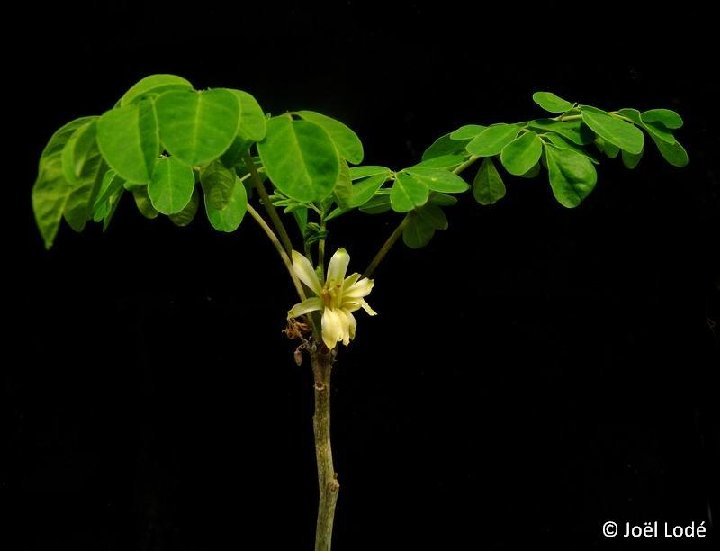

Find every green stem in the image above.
[318,226,326,280]
[453,155,479,175]
[243,152,294,256]
[246,204,306,302]
[553,114,582,122]
[311,345,339,551]
[364,213,412,278]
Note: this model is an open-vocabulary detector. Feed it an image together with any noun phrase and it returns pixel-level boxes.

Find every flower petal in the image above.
[344,277,374,299]
[342,272,360,291]
[287,297,323,319]
[292,250,322,295]
[360,299,377,316]
[327,248,350,285]
[345,310,357,340]
[321,307,345,349]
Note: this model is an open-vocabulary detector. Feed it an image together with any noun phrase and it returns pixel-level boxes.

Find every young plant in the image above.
[31,75,688,550]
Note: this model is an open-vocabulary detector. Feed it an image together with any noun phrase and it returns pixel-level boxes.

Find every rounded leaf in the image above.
[533,92,574,114]
[580,106,644,155]
[223,88,267,141]
[200,161,237,210]
[422,133,469,161]
[641,109,683,129]
[450,124,486,140]
[390,172,428,212]
[258,115,339,202]
[650,136,688,167]
[500,131,543,176]
[466,124,521,157]
[473,158,506,205]
[156,89,241,166]
[545,145,598,208]
[204,176,248,231]
[169,189,200,227]
[97,101,159,184]
[149,156,195,214]
[60,120,107,230]
[120,74,193,106]
[403,167,469,193]
[297,110,364,164]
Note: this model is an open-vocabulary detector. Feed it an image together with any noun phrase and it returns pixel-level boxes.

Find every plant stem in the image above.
[243,152,294,256]
[246,204,306,301]
[553,113,582,122]
[311,345,339,551]
[364,213,412,278]
[453,155,479,175]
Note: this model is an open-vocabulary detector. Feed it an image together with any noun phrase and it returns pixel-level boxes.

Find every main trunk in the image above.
[311,345,339,551]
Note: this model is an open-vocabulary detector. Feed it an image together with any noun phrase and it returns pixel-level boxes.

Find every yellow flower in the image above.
[288,248,376,349]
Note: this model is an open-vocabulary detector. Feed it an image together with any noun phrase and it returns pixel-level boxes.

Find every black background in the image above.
[7,2,719,550]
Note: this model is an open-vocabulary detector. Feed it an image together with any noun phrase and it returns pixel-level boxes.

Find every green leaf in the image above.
[348,173,389,207]
[130,186,159,219]
[33,156,69,249]
[642,120,675,144]
[325,207,351,222]
[349,166,391,179]
[402,204,449,248]
[621,149,643,169]
[92,169,125,223]
[641,108,683,129]
[60,120,107,230]
[466,124,521,157]
[119,74,193,106]
[650,135,688,167]
[32,115,87,245]
[155,89,240,166]
[422,133,469,160]
[543,133,598,164]
[403,167,469,193]
[220,137,252,168]
[390,172,428,212]
[532,91,574,113]
[169,188,200,227]
[520,162,541,178]
[620,108,676,144]
[257,115,339,202]
[429,193,457,206]
[333,161,353,208]
[359,191,391,214]
[200,161,237,210]
[149,156,195,214]
[224,89,267,141]
[595,137,620,158]
[293,208,308,235]
[472,157,506,205]
[204,176,248,231]
[528,119,593,145]
[297,110,364,164]
[580,105,644,154]
[41,116,98,160]
[450,124,486,140]
[416,203,448,230]
[97,100,159,184]
[500,131,543,176]
[545,145,598,208]
[414,153,467,168]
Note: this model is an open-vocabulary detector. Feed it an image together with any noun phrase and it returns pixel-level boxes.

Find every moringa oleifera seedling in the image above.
[31,74,688,551]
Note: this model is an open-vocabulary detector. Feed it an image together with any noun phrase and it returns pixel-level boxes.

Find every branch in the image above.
[364,213,412,278]
[243,152,295,256]
[246,203,306,301]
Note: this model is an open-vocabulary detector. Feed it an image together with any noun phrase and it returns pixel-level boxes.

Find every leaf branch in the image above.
[243,152,295,256]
